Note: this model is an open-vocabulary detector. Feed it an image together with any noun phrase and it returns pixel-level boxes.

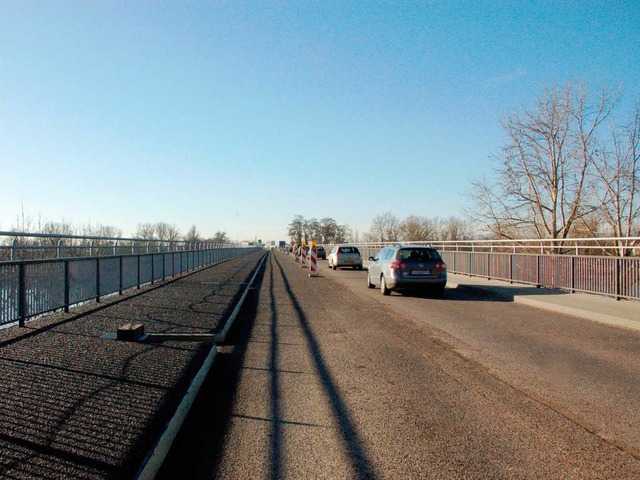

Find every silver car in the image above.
[328,245,363,270]
[367,245,447,296]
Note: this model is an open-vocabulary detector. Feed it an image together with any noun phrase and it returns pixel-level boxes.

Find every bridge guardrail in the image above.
[321,242,639,301]
[0,247,261,327]
[441,251,639,300]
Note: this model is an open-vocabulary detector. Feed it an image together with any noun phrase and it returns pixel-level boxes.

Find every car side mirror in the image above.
[369,256,376,261]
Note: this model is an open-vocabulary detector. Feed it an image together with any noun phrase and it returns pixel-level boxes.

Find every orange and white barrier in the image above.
[308,244,318,277]
[300,246,307,267]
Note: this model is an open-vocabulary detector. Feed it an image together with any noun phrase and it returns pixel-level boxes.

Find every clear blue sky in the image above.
[1,1,638,242]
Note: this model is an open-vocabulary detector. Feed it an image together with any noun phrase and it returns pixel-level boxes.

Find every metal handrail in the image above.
[0,246,262,328]
[0,231,240,261]
[336,237,640,256]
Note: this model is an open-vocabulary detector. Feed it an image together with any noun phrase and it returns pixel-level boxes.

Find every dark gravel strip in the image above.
[0,251,266,479]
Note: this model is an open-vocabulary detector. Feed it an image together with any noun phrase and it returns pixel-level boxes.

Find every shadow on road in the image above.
[273,255,379,480]
[157,253,378,479]
[155,258,267,479]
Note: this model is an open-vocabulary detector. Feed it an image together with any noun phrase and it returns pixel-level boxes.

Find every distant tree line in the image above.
[287,213,471,245]
[1,213,231,260]
[287,215,350,245]
[364,212,472,243]
[133,222,229,244]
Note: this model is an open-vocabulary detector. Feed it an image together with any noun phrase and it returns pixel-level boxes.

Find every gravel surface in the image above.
[158,252,640,479]
[0,251,266,479]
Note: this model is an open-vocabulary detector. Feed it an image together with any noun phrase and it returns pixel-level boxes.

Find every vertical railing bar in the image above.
[119,256,123,295]
[615,257,621,301]
[96,257,101,303]
[64,260,70,312]
[18,263,26,327]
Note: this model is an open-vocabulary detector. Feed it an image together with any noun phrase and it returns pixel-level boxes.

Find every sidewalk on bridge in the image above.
[447,273,640,332]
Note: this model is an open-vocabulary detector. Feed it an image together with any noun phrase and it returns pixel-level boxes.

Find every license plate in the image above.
[412,270,430,275]
[344,260,353,264]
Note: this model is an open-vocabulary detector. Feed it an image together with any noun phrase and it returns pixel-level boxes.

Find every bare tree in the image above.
[211,231,229,244]
[335,224,350,243]
[288,215,305,245]
[77,223,123,255]
[442,216,472,241]
[592,101,640,255]
[184,224,201,242]
[154,222,180,242]
[304,218,320,243]
[368,212,401,242]
[318,217,338,243]
[399,215,437,241]
[135,223,156,239]
[467,83,618,245]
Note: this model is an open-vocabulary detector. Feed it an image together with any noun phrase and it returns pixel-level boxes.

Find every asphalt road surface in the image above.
[158,252,640,479]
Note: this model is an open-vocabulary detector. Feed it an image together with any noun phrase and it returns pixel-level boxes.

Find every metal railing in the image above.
[425,237,640,256]
[440,251,639,300]
[0,246,261,328]
[0,231,230,261]
[322,238,640,301]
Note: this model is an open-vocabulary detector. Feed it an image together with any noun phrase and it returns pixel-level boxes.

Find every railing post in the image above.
[11,238,17,261]
[536,255,541,288]
[96,258,101,303]
[18,263,26,327]
[487,253,491,280]
[137,255,141,289]
[89,240,94,257]
[151,254,155,285]
[119,255,123,295]
[571,255,576,293]
[162,253,166,281]
[64,260,70,312]
[509,254,513,284]
[57,239,63,259]
[615,257,621,301]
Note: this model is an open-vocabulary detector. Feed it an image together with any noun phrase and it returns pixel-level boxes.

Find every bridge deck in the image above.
[2,251,640,479]
[158,253,640,479]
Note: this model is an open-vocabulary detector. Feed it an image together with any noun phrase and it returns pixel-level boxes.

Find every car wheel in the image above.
[367,273,375,288]
[380,275,390,295]
[332,264,337,270]
[357,265,363,270]
[434,285,445,298]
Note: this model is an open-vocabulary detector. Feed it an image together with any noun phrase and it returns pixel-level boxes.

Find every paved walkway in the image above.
[447,273,640,332]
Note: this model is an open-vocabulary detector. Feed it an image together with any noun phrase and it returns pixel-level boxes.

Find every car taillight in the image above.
[390,261,407,270]
[435,262,447,270]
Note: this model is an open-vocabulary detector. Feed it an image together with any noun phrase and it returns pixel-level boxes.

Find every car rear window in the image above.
[397,248,440,261]
[338,247,359,254]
